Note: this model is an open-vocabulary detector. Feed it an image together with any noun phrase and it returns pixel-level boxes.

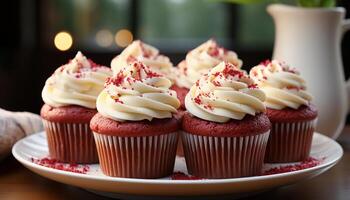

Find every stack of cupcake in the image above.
[40,39,317,179]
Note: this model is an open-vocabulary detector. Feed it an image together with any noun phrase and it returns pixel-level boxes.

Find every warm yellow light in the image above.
[115,29,133,47]
[96,29,113,47]
[54,31,73,51]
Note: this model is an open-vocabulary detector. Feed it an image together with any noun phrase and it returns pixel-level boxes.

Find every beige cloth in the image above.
[0,109,43,159]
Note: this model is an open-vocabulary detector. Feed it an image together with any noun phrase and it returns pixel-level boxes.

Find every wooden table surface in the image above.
[1,132,350,200]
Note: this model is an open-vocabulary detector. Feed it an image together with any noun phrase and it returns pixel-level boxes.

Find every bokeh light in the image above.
[54,31,73,51]
[95,29,114,47]
[115,29,133,47]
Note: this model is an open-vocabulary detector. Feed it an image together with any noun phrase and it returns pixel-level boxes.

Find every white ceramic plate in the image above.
[12,132,343,198]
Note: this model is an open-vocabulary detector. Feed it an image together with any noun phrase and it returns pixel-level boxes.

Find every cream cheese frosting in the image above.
[111,40,175,80]
[176,39,242,89]
[42,51,112,109]
[249,60,312,110]
[185,62,266,123]
[97,61,180,122]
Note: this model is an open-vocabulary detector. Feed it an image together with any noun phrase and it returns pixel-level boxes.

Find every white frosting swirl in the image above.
[176,39,242,89]
[97,61,180,121]
[250,60,312,110]
[185,62,266,123]
[111,40,175,80]
[42,51,112,109]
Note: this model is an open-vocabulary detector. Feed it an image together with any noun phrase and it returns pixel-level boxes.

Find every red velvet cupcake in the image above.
[250,60,318,163]
[41,52,112,163]
[91,61,181,178]
[182,62,270,179]
[173,39,242,157]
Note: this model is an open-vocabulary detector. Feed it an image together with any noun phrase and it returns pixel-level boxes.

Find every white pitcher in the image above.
[267,4,350,139]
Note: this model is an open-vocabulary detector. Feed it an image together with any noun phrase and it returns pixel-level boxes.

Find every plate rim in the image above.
[12,131,343,185]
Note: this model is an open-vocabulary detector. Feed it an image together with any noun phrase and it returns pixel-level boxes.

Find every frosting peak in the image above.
[111,40,174,80]
[250,60,312,110]
[185,62,266,123]
[97,62,180,122]
[42,51,112,109]
[175,39,242,89]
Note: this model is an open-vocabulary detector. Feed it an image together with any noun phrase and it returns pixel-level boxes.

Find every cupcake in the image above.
[111,40,175,81]
[250,60,317,163]
[173,40,242,157]
[182,62,270,179]
[90,61,181,178]
[173,39,242,109]
[41,51,112,163]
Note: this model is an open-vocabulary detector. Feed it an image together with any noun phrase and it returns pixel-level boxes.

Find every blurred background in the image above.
[0,0,350,114]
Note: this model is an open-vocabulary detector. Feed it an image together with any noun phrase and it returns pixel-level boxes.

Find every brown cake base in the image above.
[181,113,271,178]
[265,119,316,163]
[90,113,180,178]
[41,104,98,164]
[265,105,318,163]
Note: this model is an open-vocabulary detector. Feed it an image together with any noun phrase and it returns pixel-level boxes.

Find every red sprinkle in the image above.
[248,84,258,89]
[194,95,202,105]
[106,71,125,87]
[87,59,101,68]
[204,104,213,110]
[115,99,124,104]
[31,157,90,174]
[263,157,323,175]
[195,80,200,86]
[222,63,244,78]
[212,80,221,87]
[286,86,301,91]
[260,59,271,66]
[208,46,219,57]
[171,172,203,180]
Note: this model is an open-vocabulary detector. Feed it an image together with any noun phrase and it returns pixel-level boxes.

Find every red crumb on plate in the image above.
[263,157,323,175]
[171,172,203,180]
[31,157,89,174]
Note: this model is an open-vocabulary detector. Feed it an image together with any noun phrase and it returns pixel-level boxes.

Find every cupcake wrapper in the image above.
[182,131,270,179]
[176,137,184,157]
[43,120,98,164]
[265,119,317,163]
[93,132,179,178]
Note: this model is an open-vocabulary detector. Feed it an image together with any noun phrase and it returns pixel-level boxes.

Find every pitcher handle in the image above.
[343,19,350,111]
[343,19,350,33]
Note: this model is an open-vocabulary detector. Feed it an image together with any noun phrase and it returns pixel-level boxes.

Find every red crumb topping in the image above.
[248,84,258,89]
[31,157,90,174]
[260,59,271,66]
[114,99,124,104]
[106,71,125,87]
[106,62,161,87]
[212,80,221,86]
[263,157,323,175]
[194,95,202,105]
[171,172,203,180]
[222,63,244,78]
[87,59,101,68]
[195,80,200,86]
[204,104,213,110]
[208,46,220,57]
